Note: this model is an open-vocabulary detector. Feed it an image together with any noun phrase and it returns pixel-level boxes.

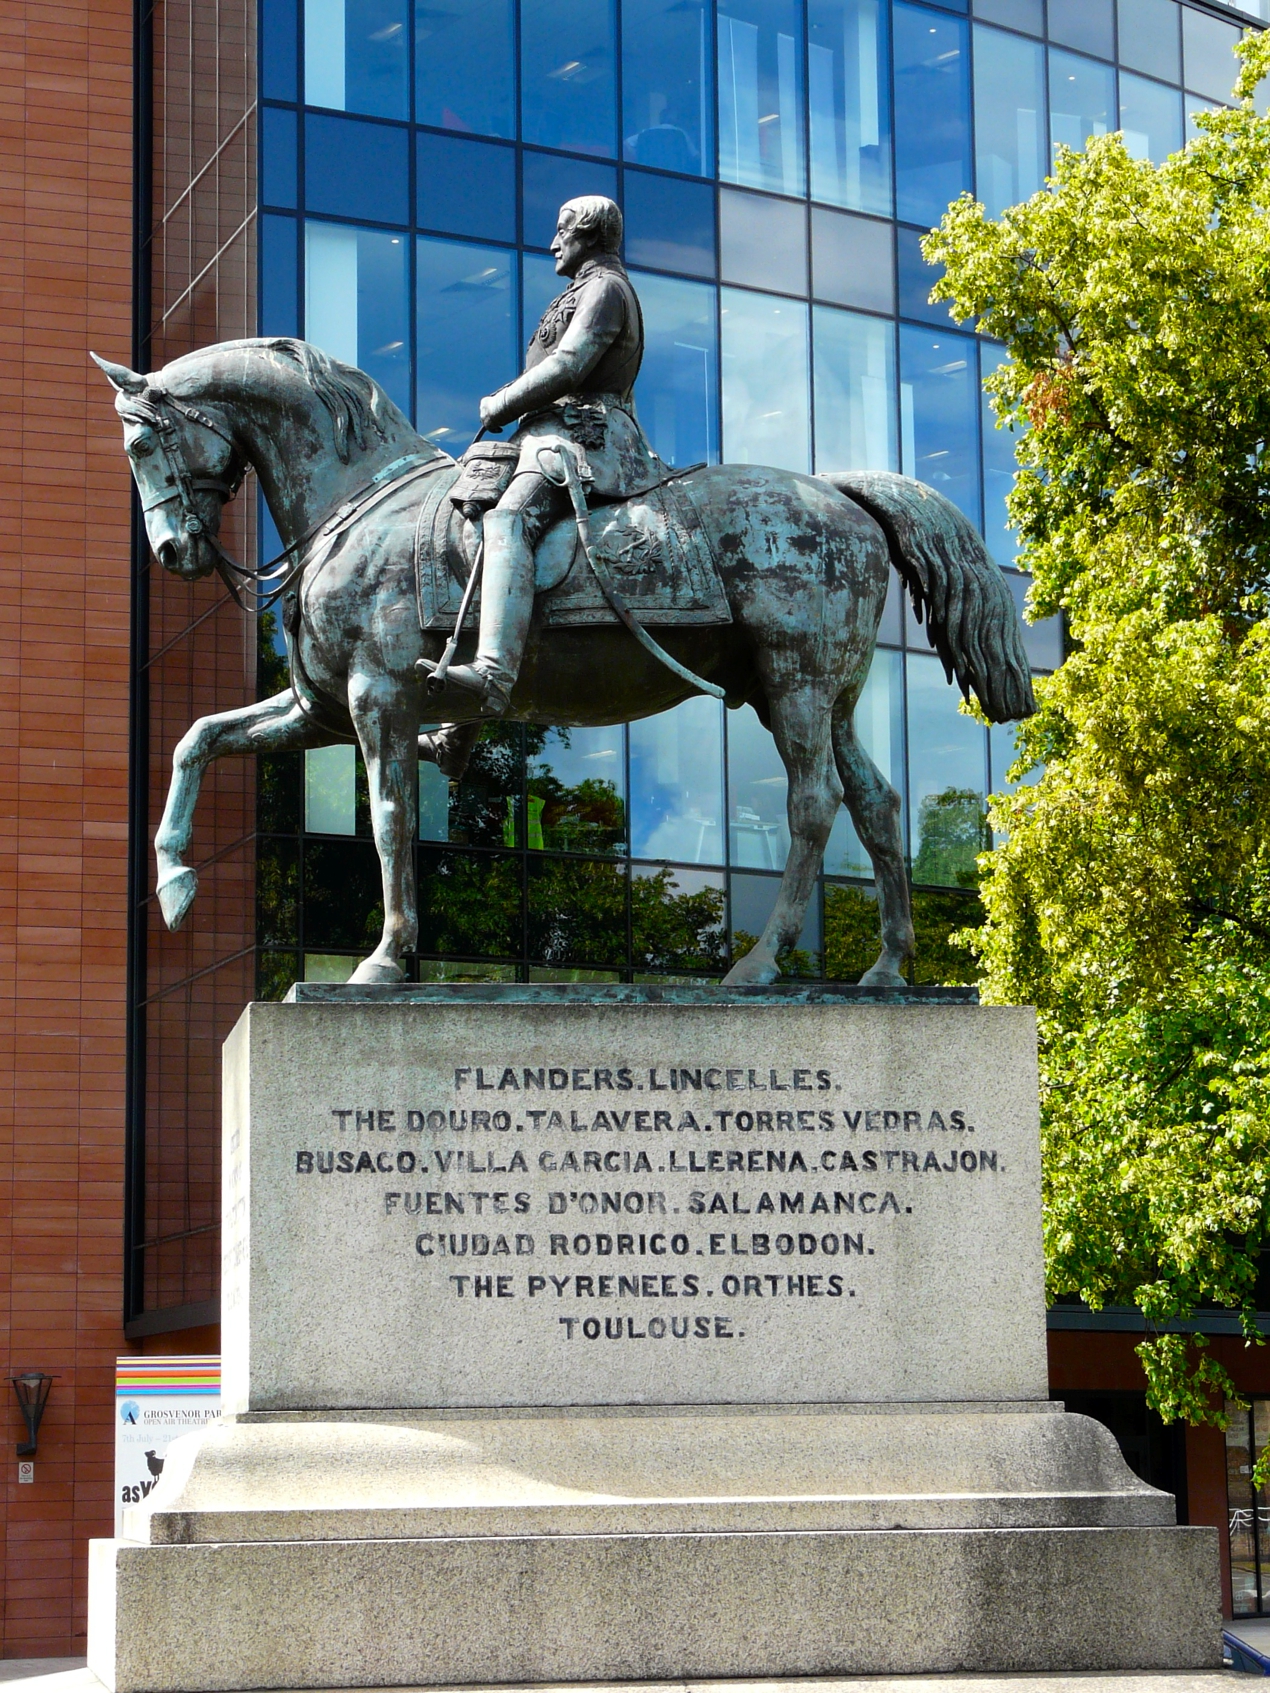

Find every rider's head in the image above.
[552,196,623,276]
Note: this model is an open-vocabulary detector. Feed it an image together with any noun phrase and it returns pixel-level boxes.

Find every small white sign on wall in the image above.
[114,1357,220,1534]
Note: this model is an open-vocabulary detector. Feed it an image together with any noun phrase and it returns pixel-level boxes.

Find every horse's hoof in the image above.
[859,960,908,988]
[348,955,406,985]
[722,954,779,986]
[157,866,198,931]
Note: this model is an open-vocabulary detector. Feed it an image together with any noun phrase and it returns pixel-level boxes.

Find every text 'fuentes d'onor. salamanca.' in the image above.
[286,1059,1008,1340]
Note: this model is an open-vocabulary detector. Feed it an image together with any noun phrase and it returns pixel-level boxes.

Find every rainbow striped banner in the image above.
[116,1358,220,1397]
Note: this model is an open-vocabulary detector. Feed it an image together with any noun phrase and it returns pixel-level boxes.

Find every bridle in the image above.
[128,384,448,613]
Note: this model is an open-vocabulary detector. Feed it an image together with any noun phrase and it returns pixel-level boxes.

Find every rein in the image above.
[133,383,449,613]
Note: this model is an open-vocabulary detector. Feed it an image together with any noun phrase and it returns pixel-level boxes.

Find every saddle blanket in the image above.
[414,463,731,632]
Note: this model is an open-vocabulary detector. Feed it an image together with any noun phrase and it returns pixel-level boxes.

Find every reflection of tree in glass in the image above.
[912,787,990,889]
[303,840,384,950]
[528,859,626,968]
[911,887,983,985]
[824,885,880,981]
[257,950,298,1001]
[631,871,726,974]
[257,610,301,834]
[527,729,626,855]
[418,850,521,959]
[256,837,299,948]
[527,774,625,854]
[446,724,526,849]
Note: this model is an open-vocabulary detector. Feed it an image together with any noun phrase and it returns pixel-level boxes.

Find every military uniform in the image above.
[420,245,664,714]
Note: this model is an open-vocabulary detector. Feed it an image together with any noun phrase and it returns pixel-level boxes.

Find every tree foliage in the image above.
[926,33,1270,1425]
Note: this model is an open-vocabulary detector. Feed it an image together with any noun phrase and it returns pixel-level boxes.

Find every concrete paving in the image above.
[0,1671,1255,1692]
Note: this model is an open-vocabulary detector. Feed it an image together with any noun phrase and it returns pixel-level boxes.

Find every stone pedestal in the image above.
[87,985,1221,1691]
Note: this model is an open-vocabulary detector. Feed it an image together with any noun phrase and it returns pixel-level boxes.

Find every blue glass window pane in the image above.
[718,0,806,197]
[810,207,893,312]
[262,108,299,208]
[719,188,807,296]
[979,341,1019,565]
[521,0,617,157]
[1002,570,1065,670]
[304,221,411,414]
[415,0,515,138]
[623,0,713,175]
[263,0,299,100]
[812,305,897,472]
[522,152,619,250]
[1049,48,1115,158]
[972,0,1042,35]
[808,0,892,216]
[897,225,958,327]
[905,650,987,888]
[1119,70,1183,161]
[260,212,300,335]
[417,133,516,242]
[1182,9,1240,102]
[899,323,980,526]
[727,705,791,870]
[416,238,517,450]
[824,646,904,873]
[304,115,409,224]
[522,251,564,347]
[893,3,971,230]
[630,698,725,865]
[1118,0,1180,84]
[721,287,810,472]
[623,170,716,278]
[1047,0,1114,60]
[973,24,1046,218]
[304,0,408,117]
[632,271,720,466]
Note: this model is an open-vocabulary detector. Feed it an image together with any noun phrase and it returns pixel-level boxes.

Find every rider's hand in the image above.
[479,393,504,431]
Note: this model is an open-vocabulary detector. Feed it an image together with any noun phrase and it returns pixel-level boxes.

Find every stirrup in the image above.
[416,658,511,716]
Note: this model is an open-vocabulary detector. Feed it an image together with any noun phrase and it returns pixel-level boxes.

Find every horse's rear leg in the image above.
[723,684,841,987]
[832,708,913,986]
[155,691,333,931]
[349,684,419,985]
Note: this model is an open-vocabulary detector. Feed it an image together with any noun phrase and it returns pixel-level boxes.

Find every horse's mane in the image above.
[266,338,387,463]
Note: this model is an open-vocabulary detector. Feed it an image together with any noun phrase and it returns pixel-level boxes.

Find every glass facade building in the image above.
[131,0,1254,1322]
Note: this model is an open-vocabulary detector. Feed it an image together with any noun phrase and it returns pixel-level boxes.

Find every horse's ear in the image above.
[90,352,147,395]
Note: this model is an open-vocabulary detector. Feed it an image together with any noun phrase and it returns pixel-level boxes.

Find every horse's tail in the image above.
[819,470,1037,723]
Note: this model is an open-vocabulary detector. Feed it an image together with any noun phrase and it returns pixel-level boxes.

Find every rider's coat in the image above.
[484,253,666,499]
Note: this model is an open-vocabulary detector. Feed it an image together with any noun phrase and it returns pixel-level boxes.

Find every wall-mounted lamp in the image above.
[11,1372,54,1458]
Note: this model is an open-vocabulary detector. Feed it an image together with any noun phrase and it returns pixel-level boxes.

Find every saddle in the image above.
[413,460,731,633]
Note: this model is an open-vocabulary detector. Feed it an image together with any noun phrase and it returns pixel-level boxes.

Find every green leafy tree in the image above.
[912,787,990,889]
[926,32,1270,1429]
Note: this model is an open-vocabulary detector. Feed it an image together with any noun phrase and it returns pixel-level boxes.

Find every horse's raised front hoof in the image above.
[859,957,908,989]
[157,866,198,931]
[722,952,780,987]
[348,954,407,985]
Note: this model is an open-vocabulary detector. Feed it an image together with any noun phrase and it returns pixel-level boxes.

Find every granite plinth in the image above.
[89,1523,1219,1693]
[220,995,1045,1414]
[87,994,1220,1691]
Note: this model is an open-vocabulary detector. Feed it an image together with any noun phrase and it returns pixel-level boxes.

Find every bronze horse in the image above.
[95,337,1034,987]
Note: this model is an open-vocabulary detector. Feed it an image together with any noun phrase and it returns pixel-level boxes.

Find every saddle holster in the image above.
[448,440,521,522]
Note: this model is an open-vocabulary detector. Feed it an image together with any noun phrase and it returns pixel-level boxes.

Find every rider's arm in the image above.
[483,278,626,427]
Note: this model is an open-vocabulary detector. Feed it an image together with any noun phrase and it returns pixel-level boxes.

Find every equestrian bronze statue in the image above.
[94,194,1035,990]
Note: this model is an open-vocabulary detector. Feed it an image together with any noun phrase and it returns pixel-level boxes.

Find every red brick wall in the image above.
[0,0,137,1653]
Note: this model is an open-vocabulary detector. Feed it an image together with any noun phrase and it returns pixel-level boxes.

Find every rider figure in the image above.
[420,195,663,715]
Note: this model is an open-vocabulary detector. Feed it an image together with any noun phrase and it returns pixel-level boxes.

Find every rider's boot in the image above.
[419,509,532,715]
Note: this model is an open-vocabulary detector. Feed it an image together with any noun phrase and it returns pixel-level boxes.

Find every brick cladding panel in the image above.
[0,0,136,1653]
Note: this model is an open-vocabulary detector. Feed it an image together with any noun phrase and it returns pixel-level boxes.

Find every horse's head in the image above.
[92,353,245,582]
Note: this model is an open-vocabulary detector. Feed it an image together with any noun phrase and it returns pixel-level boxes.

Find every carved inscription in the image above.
[289,1057,1003,1346]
